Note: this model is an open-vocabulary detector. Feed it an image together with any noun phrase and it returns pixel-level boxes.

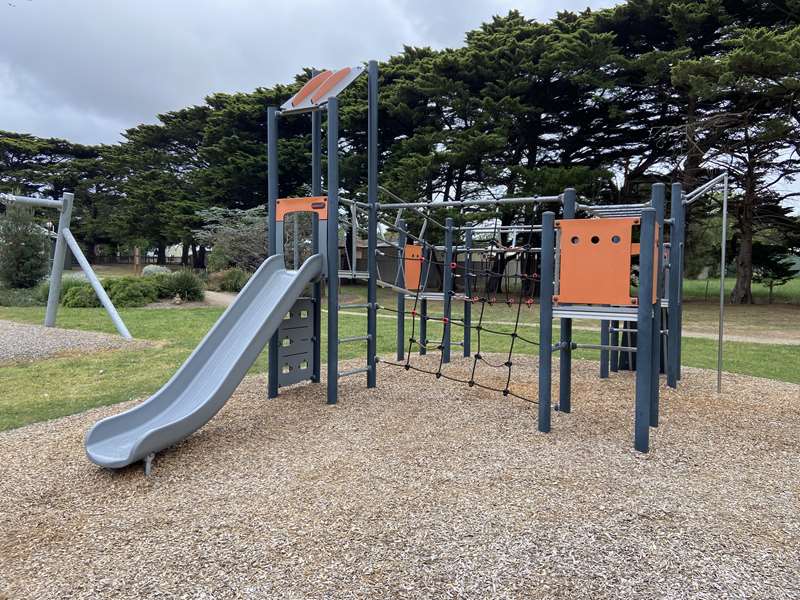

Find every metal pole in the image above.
[62,229,132,339]
[610,320,619,372]
[375,195,562,210]
[396,219,407,361]
[419,297,428,356]
[267,107,280,399]
[311,106,323,384]
[442,217,454,364]
[717,173,729,393]
[599,320,610,378]
[366,61,379,388]
[650,184,665,428]
[559,188,576,413]
[634,208,656,453]
[463,229,472,357]
[327,98,340,405]
[44,192,74,328]
[666,184,682,389]
[538,212,555,432]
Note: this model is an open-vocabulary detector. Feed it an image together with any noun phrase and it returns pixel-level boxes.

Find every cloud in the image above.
[0,0,616,144]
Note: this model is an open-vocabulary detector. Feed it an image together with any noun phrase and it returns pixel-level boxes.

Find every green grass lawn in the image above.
[682,276,800,304]
[1,298,798,432]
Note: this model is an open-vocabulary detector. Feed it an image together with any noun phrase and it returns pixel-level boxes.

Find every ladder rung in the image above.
[339,335,371,344]
[339,303,371,309]
[338,366,371,378]
[338,270,370,279]
[423,339,464,347]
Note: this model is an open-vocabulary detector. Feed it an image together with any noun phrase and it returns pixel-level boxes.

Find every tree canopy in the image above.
[1,0,798,301]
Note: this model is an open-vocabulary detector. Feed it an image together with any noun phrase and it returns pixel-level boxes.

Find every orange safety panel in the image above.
[311,67,352,104]
[404,244,423,291]
[291,70,334,107]
[275,196,328,222]
[554,217,657,306]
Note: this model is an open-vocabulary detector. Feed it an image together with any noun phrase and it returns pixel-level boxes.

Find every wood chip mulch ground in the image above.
[0,355,798,599]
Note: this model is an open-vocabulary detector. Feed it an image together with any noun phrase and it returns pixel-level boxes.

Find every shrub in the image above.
[35,276,91,304]
[219,268,251,293]
[0,284,45,307]
[166,269,204,301]
[0,202,50,288]
[62,283,101,308]
[102,277,158,308]
[144,273,174,299]
[142,264,171,276]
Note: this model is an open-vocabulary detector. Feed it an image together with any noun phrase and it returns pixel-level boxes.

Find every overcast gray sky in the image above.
[1,0,617,145]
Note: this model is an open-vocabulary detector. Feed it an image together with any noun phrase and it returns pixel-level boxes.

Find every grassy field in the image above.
[1,292,798,431]
[682,276,800,304]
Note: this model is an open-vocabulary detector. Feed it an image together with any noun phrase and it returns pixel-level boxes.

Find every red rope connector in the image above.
[450,262,457,270]
[411,309,417,317]
[525,297,534,307]
[442,317,449,324]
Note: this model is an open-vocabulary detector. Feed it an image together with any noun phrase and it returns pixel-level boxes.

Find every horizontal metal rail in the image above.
[0,193,63,210]
[339,303,372,310]
[339,335,371,344]
[577,343,637,352]
[552,305,639,322]
[376,195,562,211]
[338,366,371,378]
[684,172,727,205]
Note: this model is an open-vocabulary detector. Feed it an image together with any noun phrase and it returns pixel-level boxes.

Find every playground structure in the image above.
[83,59,722,473]
[0,191,131,339]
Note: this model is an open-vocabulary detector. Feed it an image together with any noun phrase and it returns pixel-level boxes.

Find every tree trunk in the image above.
[194,246,206,270]
[731,180,755,304]
[768,282,774,304]
[156,242,167,266]
[181,243,190,267]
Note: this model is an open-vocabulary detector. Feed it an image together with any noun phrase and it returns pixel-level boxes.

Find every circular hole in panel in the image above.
[611,235,621,244]
[571,236,580,245]
[591,235,600,244]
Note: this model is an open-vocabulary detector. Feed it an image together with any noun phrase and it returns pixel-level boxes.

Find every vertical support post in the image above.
[717,174,728,393]
[559,188,576,413]
[610,320,620,372]
[267,107,280,399]
[635,208,656,453]
[442,217,454,364]
[419,297,428,355]
[326,98,340,405]
[667,183,683,389]
[463,228,472,357]
[396,219,406,361]
[538,212,555,432]
[366,60,379,388]
[45,192,74,328]
[311,106,323,384]
[599,320,610,378]
[650,183,665,427]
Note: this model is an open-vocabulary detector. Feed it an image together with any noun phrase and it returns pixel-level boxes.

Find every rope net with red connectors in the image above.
[379,206,541,404]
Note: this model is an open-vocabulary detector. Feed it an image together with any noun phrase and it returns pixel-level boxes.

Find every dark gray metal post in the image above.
[538,212,555,432]
[44,192,73,328]
[311,106,322,383]
[610,320,619,372]
[600,320,610,378]
[419,297,428,356]
[634,208,656,452]
[667,183,683,389]
[366,60,379,388]
[396,219,407,361]
[559,188,576,412]
[326,98,340,405]
[442,217,454,364]
[267,107,280,399]
[650,184,665,427]
[463,229,472,357]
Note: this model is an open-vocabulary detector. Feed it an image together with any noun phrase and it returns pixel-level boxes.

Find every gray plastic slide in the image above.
[85,253,324,470]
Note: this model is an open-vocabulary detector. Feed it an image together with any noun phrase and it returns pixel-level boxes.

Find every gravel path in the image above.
[0,320,149,364]
[0,356,798,599]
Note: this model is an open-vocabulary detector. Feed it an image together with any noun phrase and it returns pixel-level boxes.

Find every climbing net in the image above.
[378,205,542,404]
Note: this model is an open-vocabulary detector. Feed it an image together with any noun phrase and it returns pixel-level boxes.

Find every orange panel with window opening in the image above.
[404,244,423,291]
[554,217,657,306]
[275,197,328,222]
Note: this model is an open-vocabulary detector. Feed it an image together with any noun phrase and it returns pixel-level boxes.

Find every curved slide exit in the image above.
[85,253,324,470]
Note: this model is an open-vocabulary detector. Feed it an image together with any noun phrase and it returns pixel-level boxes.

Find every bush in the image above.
[218,268,251,293]
[62,283,101,308]
[35,276,91,304]
[142,264,171,276]
[144,272,174,299]
[0,203,50,288]
[102,277,158,308]
[166,270,204,301]
[0,284,45,307]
